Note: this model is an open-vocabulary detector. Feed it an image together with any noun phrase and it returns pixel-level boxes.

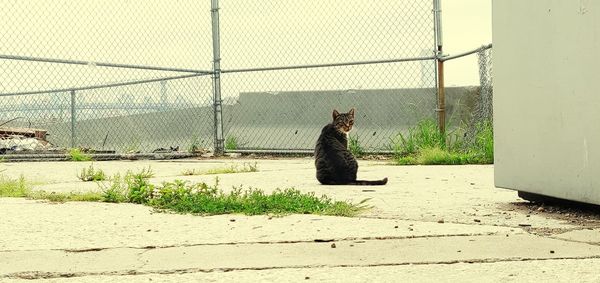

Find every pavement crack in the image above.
[1,232,505,253]
[5,256,600,280]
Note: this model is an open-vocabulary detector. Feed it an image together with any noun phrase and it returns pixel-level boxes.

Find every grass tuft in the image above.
[349,135,365,158]
[0,175,29,197]
[77,163,107,182]
[101,170,367,216]
[225,136,238,151]
[69,148,92,162]
[391,119,493,165]
[181,162,258,176]
[1,167,367,217]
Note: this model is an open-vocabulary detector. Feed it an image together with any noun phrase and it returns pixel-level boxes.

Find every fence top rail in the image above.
[0,73,208,97]
[0,54,213,75]
[440,44,492,62]
[221,55,437,74]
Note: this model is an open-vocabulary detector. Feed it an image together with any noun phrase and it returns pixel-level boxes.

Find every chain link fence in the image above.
[0,0,215,158]
[462,45,493,147]
[1,0,440,158]
[219,0,437,153]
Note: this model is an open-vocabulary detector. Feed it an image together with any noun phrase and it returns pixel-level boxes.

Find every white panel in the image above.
[493,0,600,204]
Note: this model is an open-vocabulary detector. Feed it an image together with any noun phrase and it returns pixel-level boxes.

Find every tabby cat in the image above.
[314,108,388,185]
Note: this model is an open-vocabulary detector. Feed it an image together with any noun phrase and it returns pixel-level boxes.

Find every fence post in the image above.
[211,0,225,155]
[70,90,76,148]
[434,0,445,134]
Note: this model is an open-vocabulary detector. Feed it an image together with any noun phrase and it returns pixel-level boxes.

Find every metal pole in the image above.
[434,0,445,134]
[211,0,224,155]
[70,90,76,148]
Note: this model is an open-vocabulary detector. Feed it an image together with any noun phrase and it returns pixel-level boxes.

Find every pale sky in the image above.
[0,0,492,96]
[442,0,493,86]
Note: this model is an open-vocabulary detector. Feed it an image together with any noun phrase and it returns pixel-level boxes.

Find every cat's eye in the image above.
[349,121,354,125]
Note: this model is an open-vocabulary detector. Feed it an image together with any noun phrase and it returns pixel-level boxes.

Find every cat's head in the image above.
[332,108,355,134]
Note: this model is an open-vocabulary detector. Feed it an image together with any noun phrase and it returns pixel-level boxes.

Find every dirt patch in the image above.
[504,201,600,234]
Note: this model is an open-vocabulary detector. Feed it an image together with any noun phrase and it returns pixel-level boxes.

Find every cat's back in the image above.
[315,124,340,154]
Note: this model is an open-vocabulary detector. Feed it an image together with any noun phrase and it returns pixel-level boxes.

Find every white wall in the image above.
[493,0,600,204]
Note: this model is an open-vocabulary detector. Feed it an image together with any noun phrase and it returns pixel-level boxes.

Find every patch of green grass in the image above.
[1,167,367,217]
[0,175,29,197]
[188,135,202,153]
[349,135,365,158]
[99,173,128,203]
[100,170,366,217]
[68,148,92,161]
[181,162,258,176]
[28,190,104,202]
[77,163,107,182]
[1,174,103,202]
[391,119,446,157]
[416,147,470,165]
[467,120,494,164]
[391,119,493,165]
[147,181,369,217]
[225,136,238,151]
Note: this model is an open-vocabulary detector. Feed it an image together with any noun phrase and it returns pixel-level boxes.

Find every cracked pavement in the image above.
[1,159,600,282]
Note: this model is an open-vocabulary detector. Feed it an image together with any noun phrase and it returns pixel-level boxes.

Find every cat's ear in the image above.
[348,108,355,117]
[332,109,340,120]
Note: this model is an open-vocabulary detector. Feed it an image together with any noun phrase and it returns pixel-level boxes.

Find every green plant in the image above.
[99,173,128,203]
[2,168,366,217]
[225,136,238,151]
[147,181,369,217]
[391,118,493,165]
[416,147,469,165]
[99,167,154,203]
[28,190,104,202]
[182,162,258,176]
[392,119,446,158]
[188,135,202,153]
[467,120,494,164]
[0,175,29,197]
[77,163,107,182]
[68,148,92,161]
[349,135,365,158]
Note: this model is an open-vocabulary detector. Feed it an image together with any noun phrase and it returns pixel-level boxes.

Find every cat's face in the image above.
[332,108,355,134]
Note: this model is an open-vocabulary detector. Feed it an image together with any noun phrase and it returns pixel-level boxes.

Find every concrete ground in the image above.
[1,158,600,282]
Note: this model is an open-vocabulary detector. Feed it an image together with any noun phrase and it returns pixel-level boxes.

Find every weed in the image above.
[391,119,493,165]
[2,167,365,217]
[188,135,202,153]
[77,163,107,182]
[391,119,446,158]
[28,190,104,203]
[148,182,368,217]
[68,148,92,162]
[225,136,238,151]
[0,175,29,197]
[416,147,469,165]
[99,173,128,203]
[181,162,258,176]
[1,173,104,202]
[467,120,494,164]
[349,135,365,158]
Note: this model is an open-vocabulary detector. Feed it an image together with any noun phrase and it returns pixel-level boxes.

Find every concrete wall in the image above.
[40,87,479,152]
[493,1,600,204]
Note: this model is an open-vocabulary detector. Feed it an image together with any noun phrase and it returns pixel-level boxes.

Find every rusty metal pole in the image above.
[437,55,445,134]
[434,0,445,134]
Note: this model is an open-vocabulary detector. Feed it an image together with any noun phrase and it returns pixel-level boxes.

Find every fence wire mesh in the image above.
[1,0,439,157]
[462,45,493,147]
[0,0,215,156]
[220,0,437,152]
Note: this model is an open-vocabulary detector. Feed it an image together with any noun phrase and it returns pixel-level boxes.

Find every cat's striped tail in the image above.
[350,177,388,186]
